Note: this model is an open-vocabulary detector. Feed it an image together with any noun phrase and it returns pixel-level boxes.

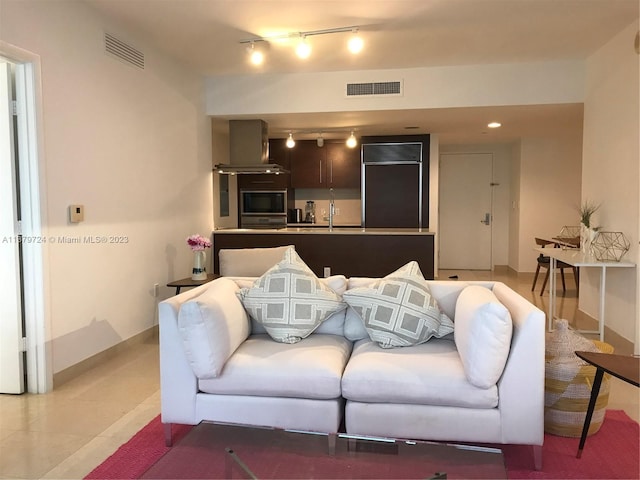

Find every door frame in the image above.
[1,41,52,393]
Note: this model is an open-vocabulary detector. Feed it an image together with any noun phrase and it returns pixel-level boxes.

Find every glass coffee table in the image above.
[142,421,506,479]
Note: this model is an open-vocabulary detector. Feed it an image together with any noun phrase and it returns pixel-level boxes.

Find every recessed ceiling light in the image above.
[488,122,502,128]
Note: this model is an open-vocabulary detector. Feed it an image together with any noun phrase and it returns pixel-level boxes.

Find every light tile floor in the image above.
[0,269,637,479]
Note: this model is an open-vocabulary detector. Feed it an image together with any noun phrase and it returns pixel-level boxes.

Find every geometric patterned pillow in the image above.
[343,261,454,348]
[237,247,347,344]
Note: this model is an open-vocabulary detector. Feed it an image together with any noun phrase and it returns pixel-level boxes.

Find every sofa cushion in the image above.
[342,338,498,408]
[198,334,353,400]
[219,245,293,277]
[177,278,250,379]
[237,248,347,344]
[343,262,454,348]
[454,285,513,388]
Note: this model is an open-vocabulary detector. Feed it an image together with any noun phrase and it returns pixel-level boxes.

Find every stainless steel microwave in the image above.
[240,190,287,216]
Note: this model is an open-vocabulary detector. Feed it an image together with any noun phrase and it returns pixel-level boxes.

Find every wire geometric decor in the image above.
[590,231,630,262]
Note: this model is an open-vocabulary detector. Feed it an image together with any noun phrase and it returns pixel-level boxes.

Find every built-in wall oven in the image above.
[240,190,287,229]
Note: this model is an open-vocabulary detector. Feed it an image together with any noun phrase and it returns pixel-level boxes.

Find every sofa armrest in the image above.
[159,285,211,426]
[492,282,545,445]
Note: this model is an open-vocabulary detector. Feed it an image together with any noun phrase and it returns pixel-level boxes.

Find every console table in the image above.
[536,248,635,341]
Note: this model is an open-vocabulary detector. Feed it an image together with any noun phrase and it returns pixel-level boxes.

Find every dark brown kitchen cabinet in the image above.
[326,143,361,188]
[290,141,325,188]
[237,139,291,190]
[290,140,360,189]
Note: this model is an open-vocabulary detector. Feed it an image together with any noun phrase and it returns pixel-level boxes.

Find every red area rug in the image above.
[86,410,639,479]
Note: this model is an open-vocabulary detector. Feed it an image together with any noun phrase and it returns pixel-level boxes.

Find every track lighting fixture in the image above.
[286,133,296,148]
[240,25,363,66]
[346,131,357,148]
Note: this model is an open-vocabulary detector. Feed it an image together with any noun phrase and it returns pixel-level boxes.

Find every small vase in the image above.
[580,225,596,256]
[191,250,207,280]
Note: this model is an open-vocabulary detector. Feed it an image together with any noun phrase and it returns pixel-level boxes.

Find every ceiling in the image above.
[84,0,638,144]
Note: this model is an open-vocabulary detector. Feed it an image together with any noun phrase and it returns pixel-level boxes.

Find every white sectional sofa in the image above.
[159,247,545,469]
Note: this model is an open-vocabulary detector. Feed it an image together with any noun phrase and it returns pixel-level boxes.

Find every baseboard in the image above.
[53,325,159,387]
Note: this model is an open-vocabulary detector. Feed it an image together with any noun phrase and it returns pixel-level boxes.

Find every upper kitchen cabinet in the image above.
[325,142,361,189]
[237,139,290,190]
[290,140,360,189]
[290,141,325,188]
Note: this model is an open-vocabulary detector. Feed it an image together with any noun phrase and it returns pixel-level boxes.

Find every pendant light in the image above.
[346,131,357,148]
[286,133,296,148]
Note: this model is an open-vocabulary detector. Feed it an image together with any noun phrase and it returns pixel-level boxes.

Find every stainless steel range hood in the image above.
[214,119,288,175]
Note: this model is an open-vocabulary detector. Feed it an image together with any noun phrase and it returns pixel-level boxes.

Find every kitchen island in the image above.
[212,228,435,279]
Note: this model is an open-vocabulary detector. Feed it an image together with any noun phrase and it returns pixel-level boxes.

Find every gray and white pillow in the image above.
[237,247,346,344]
[343,261,454,348]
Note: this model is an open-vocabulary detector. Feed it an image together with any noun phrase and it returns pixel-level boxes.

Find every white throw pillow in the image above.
[344,278,376,341]
[232,275,348,336]
[177,278,250,379]
[343,262,454,348]
[237,247,347,344]
[454,285,513,388]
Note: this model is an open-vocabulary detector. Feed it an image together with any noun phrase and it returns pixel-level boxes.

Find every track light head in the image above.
[296,36,311,59]
[348,30,364,54]
[247,42,264,66]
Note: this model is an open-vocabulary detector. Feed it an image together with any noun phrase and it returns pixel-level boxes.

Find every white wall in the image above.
[206,61,584,115]
[516,132,584,272]
[1,1,213,374]
[581,21,639,347]
[508,141,522,270]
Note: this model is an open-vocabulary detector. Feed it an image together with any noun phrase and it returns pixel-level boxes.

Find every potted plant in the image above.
[578,201,600,254]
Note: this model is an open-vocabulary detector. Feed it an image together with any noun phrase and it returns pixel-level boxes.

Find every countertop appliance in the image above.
[240,189,287,229]
[304,201,316,224]
[289,208,303,223]
[361,139,427,228]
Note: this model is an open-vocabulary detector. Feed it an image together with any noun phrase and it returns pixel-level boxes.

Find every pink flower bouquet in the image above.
[186,234,212,251]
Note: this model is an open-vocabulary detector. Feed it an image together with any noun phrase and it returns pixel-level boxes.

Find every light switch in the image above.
[69,205,84,223]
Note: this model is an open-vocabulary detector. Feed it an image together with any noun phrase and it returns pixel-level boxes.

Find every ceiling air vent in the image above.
[346,81,403,97]
[104,32,145,69]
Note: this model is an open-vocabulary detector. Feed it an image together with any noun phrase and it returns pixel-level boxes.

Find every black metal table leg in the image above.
[577,367,605,458]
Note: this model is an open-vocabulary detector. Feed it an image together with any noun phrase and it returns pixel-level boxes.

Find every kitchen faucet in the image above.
[329,188,335,230]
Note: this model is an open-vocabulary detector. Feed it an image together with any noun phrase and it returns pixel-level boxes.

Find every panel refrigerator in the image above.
[361,141,427,228]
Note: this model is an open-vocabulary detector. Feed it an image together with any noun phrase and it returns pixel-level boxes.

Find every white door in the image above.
[439,153,493,270]
[0,62,25,393]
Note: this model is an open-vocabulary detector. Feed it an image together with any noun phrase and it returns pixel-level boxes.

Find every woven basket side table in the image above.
[545,339,614,437]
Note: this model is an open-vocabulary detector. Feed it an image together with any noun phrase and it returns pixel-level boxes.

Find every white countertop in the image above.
[214,227,435,235]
